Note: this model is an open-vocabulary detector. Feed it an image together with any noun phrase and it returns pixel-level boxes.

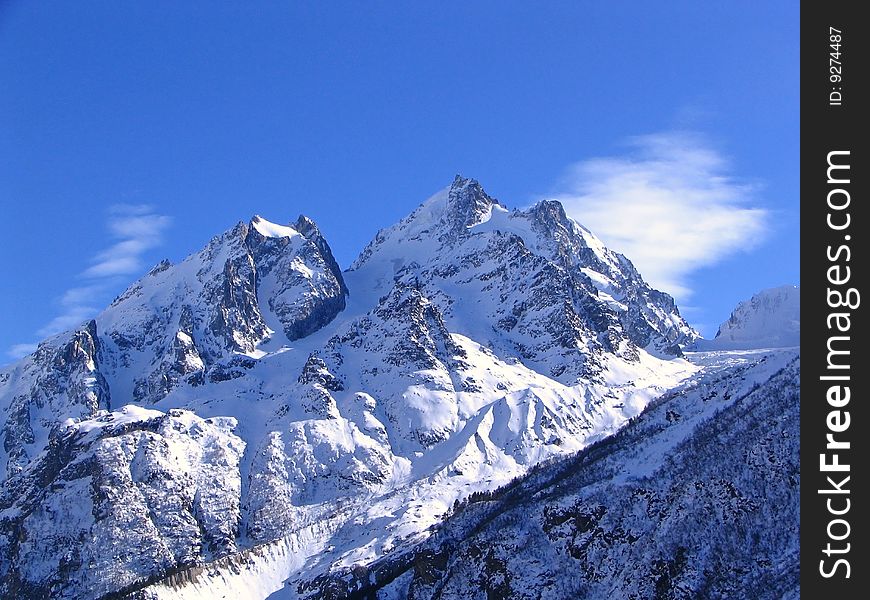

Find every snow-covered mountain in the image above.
[0,214,348,479]
[693,285,800,350]
[352,177,696,368]
[0,176,704,599]
[301,349,800,600]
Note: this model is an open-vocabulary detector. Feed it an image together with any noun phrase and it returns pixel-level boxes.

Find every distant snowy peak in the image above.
[699,285,800,350]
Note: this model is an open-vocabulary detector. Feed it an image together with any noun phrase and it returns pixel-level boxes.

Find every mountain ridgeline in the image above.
[0,176,796,600]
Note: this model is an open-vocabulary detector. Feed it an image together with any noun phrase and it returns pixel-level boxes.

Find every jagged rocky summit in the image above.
[0,176,702,599]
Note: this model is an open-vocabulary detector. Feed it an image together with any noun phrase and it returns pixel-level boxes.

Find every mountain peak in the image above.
[249,215,301,239]
[293,214,319,238]
[446,175,501,230]
[529,198,569,223]
[293,214,349,296]
[449,173,477,191]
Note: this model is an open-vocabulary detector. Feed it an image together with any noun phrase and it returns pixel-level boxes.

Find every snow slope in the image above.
[300,349,800,600]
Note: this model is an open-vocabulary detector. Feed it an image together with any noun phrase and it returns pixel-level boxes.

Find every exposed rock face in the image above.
[1,320,110,479]
[100,214,347,406]
[293,214,349,299]
[0,406,244,600]
[245,216,348,343]
[524,199,690,355]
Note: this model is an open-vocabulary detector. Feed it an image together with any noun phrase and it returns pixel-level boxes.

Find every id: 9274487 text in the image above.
[829,27,844,107]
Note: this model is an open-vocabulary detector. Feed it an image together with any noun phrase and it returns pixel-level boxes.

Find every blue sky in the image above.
[0,1,798,359]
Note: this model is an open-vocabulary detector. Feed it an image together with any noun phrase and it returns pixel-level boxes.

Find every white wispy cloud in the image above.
[82,205,171,278]
[6,205,171,360]
[35,302,102,339]
[549,131,767,299]
[7,344,38,360]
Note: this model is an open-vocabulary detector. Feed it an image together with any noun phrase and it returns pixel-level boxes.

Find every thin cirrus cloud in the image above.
[7,343,38,360]
[550,131,767,300]
[5,205,171,360]
[82,205,172,278]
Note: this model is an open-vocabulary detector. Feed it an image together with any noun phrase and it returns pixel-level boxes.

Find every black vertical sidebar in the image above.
[801,1,866,597]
